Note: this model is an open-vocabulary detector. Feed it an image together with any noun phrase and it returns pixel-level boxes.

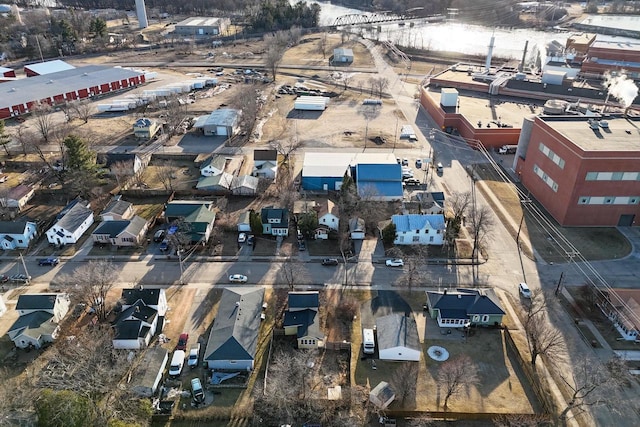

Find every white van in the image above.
[169,350,186,377]
[363,328,375,354]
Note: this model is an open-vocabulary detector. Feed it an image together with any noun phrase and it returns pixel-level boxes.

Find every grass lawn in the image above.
[87,244,146,257]
[307,238,343,256]
[474,165,631,263]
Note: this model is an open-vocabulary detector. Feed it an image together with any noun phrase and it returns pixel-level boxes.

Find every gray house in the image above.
[425,288,505,328]
[203,287,265,371]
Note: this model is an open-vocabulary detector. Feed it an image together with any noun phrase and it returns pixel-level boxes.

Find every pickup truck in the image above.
[187,343,201,368]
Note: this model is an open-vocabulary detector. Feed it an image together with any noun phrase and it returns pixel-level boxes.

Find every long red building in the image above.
[0,65,145,119]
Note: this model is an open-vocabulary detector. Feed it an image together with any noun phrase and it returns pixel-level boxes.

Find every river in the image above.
[301,0,639,61]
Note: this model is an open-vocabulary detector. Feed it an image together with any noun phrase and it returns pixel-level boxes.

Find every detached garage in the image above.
[194,108,240,136]
[376,314,421,362]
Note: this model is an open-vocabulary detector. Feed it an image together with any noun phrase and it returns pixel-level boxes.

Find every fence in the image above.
[324,341,351,351]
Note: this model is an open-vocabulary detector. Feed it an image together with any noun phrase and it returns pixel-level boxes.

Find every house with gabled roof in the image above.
[231,175,259,196]
[376,313,421,361]
[133,117,161,140]
[92,215,149,247]
[112,288,167,350]
[8,293,70,349]
[253,149,278,179]
[100,196,134,221]
[99,152,148,176]
[283,291,325,350]
[200,155,227,177]
[196,173,233,192]
[1,184,35,210]
[425,288,506,328]
[203,287,265,370]
[46,202,94,245]
[316,199,340,231]
[391,214,446,245]
[0,220,37,250]
[260,206,289,236]
[164,201,216,243]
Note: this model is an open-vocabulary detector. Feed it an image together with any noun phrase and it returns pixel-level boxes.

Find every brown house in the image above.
[92,216,149,247]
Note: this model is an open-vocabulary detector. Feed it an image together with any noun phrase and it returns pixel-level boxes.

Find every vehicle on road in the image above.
[0,274,8,283]
[385,259,404,267]
[153,229,166,242]
[229,274,248,283]
[38,257,59,266]
[498,145,517,154]
[159,240,170,252]
[519,283,532,298]
[188,343,201,368]
[247,235,255,246]
[191,378,205,404]
[322,258,339,266]
[10,274,31,283]
[177,333,189,351]
[238,233,247,243]
[436,162,444,174]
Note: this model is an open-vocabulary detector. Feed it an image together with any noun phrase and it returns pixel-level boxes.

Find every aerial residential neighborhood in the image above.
[0,1,638,427]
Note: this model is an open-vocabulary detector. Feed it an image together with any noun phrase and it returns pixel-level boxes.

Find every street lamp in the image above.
[177,249,185,285]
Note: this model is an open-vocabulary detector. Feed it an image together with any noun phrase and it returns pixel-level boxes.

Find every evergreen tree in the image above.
[63,134,96,172]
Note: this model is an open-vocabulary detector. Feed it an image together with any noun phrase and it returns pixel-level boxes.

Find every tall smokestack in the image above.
[519,40,529,73]
[485,35,495,74]
[135,0,148,29]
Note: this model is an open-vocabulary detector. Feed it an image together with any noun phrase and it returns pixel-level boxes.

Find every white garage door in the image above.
[216,126,228,136]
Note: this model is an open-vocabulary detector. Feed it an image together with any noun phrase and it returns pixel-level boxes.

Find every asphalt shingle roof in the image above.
[165,201,213,219]
[375,314,420,353]
[288,292,319,310]
[204,287,264,362]
[9,311,56,338]
[427,288,505,319]
[102,198,132,216]
[121,288,163,306]
[0,220,32,234]
[54,203,93,233]
[16,294,59,310]
[201,155,227,171]
[93,220,129,238]
[196,173,233,190]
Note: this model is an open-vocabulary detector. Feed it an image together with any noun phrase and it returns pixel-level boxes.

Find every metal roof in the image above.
[302,152,396,178]
[24,60,75,75]
[375,314,420,353]
[0,65,144,110]
[176,16,224,27]
[392,214,446,232]
[203,108,240,127]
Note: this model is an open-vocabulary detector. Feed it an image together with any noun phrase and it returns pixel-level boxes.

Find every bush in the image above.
[337,297,359,323]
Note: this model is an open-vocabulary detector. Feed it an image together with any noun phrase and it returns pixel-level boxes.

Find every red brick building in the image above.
[581,40,640,78]
[515,115,640,226]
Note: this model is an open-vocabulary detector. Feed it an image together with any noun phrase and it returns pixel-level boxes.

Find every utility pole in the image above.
[554,271,564,296]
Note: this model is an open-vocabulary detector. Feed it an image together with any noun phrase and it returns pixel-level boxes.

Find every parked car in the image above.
[191,378,205,404]
[38,257,59,266]
[401,158,409,166]
[10,274,31,283]
[153,229,166,242]
[188,343,201,368]
[229,274,248,283]
[0,274,8,283]
[298,240,306,251]
[436,162,444,174]
[519,282,532,299]
[159,240,170,252]
[415,159,423,168]
[385,259,404,267]
[322,258,339,266]
[177,333,189,351]
[247,235,255,246]
[404,178,421,186]
[238,233,247,243]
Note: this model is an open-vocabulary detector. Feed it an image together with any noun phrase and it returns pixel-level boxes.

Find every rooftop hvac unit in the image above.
[588,119,599,130]
[600,121,609,129]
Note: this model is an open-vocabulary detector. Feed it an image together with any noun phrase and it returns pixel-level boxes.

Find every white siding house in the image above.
[0,220,38,250]
[317,199,340,231]
[46,203,94,245]
[8,294,71,349]
[391,214,446,245]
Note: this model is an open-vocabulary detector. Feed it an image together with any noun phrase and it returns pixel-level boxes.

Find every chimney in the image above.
[519,40,529,73]
[443,289,447,295]
[485,35,495,74]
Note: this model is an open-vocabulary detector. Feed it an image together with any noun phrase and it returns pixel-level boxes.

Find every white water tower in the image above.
[135,0,148,29]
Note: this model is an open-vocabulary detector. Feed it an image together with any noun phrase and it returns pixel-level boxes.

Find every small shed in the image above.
[232,175,259,196]
[294,96,330,111]
[369,381,395,409]
[130,347,169,397]
[237,211,252,232]
[333,47,354,63]
[349,217,365,240]
[399,125,417,141]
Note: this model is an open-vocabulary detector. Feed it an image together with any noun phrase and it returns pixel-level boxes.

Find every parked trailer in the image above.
[294,95,330,111]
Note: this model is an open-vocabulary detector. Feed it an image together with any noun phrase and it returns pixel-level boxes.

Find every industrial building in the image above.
[0,65,146,119]
[301,152,397,191]
[193,108,240,136]
[515,115,640,226]
[582,40,640,79]
[173,17,230,36]
[0,66,15,78]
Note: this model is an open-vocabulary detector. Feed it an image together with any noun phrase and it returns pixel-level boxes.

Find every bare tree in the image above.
[264,31,288,81]
[391,362,419,406]
[342,73,354,91]
[358,103,382,147]
[395,247,427,291]
[32,101,55,143]
[448,191,472,222]
[0,120,11,156]
[318,32,328,58]
[368,77,389,98]
[523,292,565,368]
[437,355,480,409]
[72,100,94,123]
[278,257,308,290]
[12,126,30,156]
[468,204,495,264]
[156,160,177,191]
[271,137,301,168]
[558,357,624,425]
[164,94,188,136]
[110,160,134,188]
[230,86,258,144]
[56,260,118,322]
[493,414,552,427]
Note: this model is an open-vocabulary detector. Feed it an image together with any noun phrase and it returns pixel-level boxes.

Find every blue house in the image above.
[355,164,403,201]
[425,288,505,328]
[0,220,38,250]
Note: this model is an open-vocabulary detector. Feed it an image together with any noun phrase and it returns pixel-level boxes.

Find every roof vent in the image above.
[588,119,599,130]
[457,294,462,299]
[599,121,609,129]
[10,87,16,92]
[83,72,88,76]
[47,79,53,84]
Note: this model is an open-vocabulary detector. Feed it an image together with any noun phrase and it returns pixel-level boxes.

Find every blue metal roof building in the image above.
[355,164,403,201]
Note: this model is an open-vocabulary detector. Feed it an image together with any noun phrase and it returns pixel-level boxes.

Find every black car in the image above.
[38,257,59,266]
[322,258,339,266]
[153,229,166,242]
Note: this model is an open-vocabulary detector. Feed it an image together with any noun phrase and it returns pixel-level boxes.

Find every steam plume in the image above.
[604,71,639,108]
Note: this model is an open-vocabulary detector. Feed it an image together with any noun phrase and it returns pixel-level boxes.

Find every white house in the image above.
[253,149,278,179]
[100,196,134,221]
[391,214,446,245]
[317,199,340,231]
[112,288,168,350]
[46,203,94,245]
[1,185,35,210]
[333,47,354,63]
[376,314,421,362]
[200,155,227,177]
[8,293,71,349]
[231,175,259,196]
[0,220,38,250]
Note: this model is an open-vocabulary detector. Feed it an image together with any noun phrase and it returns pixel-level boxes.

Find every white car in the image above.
[229,274,248,283]
[238,233,247,243]
[386,259,404,267]
[519,283,532,299]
